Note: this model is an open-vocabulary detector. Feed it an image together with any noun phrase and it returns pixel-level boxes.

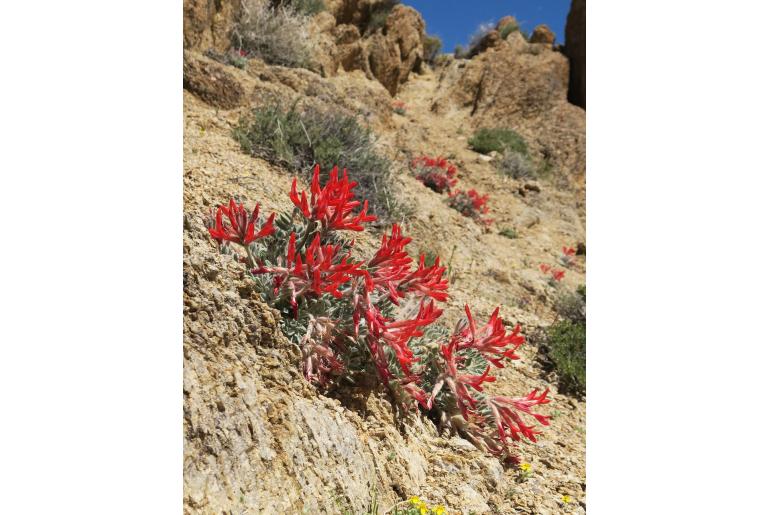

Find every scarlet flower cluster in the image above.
[539,263,566,282]
[290,164,376,232]
[209,164,549,462]
[560,246,577,267]
[208,199,275,246]
[392,100,407,115]
[411,156,459,194]
[447,189,492,226]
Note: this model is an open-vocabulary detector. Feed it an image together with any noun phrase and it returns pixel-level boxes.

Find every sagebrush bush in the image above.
[497,149,534,180]
[232,1,315,69]
[422,34,443,64]
[207,167,551,463]
[469,127,529,156]
[234,102,396,219]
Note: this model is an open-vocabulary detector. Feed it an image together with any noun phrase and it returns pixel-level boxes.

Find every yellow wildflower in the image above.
[519,463,532,472]
[409,496,421,505]
[420,507,428,515]
[562,495,572,504]
[432,506,446,515]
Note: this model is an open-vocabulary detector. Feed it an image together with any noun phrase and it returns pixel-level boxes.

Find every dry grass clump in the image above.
[232,1,316,69]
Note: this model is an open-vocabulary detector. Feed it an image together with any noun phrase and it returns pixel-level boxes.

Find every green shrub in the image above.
[454,44,467,59]
[422,34,443,64]
[234,102,396,219]
[232,1,315,69]
[499,22,519,40]
[498,227,518,239]
[468,127,528,155]
[497,149,534,180]
[546,285,586,395]
[546,320,585,395]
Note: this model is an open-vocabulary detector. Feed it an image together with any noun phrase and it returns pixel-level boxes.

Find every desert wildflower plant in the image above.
[410,156,458,194]
[392,100,407,116]
[447,189,492,226]
[208,165,550,463]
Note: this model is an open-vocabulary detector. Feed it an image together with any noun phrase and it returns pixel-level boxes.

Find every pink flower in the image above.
[486,388,551,445]
[454,306,525,368]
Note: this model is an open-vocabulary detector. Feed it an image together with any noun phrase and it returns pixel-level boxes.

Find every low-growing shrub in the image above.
[497,149,534,180]
[469,127,529,156]
[422,34,443,64]
[448,189,492,226]
[454,44,467,59]
[232,0,315,69]
[499,227,518,239]
[535,285,585,396]
[411,156,458,194]
[234,102,395,219]
[207,166,550,462]
[548,315,585,395]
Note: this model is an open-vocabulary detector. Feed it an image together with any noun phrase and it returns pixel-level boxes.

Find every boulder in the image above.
[496,16,517,31]
[565,0,586,108]
[183,51,245,109]
[360,4,426,95]
[530,24,556,45]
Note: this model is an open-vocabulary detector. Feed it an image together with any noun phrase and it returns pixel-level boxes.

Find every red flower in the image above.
[486,388,551,445]
[430,337,496,416]
[412,156,458,194]
[551,269,565,282]
[366,224,448,304]
[539,263,551,274]
[562,246,576,257]
[454,306,525,368]
[208,199,275,246]
[448,189,492,226]
[397,254,449,302]
[289,164,377,232]
[253,233,365,315]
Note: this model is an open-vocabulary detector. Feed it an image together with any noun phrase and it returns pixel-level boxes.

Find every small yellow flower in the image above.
[432,506,446,515]
[519,463,532,472]
[409,496,421,505]
[419,508,428,515]
[562,495,572,504]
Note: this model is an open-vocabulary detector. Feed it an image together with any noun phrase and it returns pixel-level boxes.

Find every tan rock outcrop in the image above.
[565,0,586,108]
[530,24,556,45]
[183,0,241,52]
[432,34,585,176]
[183,51,245,109]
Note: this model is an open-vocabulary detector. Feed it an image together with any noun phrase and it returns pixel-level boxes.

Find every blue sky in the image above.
[402,0,572,51]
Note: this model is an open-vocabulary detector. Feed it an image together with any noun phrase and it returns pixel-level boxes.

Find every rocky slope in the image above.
[183,2,586,513]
